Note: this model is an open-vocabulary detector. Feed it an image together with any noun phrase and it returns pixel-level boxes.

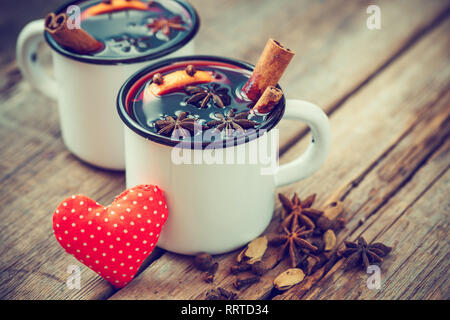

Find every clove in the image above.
[203,262,218,283]
[233,275,260,290]
[230,263,251,274]
[194,252,213,271]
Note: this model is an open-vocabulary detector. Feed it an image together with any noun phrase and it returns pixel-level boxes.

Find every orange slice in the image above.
[147,70,213,96]
[81,0,149,19]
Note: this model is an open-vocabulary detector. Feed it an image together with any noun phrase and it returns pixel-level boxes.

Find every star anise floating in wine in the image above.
[341,237,392,271]
[269,226,319,268]
[154,112,199,138]
[278,193,323,231]
[185,84,231,109]
[206,109,258,136]
[147,15,186,37]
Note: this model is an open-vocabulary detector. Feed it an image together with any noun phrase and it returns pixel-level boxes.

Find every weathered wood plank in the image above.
[0,139,123,299]
[364,144,450,300]
[0,0,448,299]
[110,17,450,300]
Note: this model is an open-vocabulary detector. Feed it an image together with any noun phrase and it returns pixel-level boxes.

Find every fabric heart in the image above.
[53,185,168,288]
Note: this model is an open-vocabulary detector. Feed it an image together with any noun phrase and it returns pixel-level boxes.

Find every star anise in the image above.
[206,109,258,136]
[185,84,231,109]
[154,112,199,138]
[341,237,392,271]
[278,193,323,231]
[147,15,186,37]
[269,226,319,268]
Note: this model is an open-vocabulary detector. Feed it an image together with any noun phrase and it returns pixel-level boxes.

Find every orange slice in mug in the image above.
[81,0,149,20]
[147,70,213,96]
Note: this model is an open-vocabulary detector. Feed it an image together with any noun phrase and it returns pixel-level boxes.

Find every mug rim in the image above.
[116,55,286,149]
[44,0,200,65]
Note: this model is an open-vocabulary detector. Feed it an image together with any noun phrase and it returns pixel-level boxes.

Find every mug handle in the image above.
[275,99,331,187]
[16,19,57,100]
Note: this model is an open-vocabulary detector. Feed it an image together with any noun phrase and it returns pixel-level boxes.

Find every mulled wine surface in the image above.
[127,61,280,144]
[67,0,194,59]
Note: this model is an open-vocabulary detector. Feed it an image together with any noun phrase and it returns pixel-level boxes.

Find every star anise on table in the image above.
[154,111,199,138]
[341,237,392,271]
[146,15,186,37]
[206,109,258,136]
[278,193,323,231]
[269,226,319,268]
[185,84,231,109]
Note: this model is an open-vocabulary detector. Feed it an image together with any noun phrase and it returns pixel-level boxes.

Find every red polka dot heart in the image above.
[53,185,168,288]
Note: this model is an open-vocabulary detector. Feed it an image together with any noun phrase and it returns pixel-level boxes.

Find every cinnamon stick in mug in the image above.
[45,13,102,54]
[242,39,294,101]
[252,86,283,114]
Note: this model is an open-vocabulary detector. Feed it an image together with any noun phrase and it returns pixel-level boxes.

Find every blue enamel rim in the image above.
[116,55,286,149]
[44,0,200,65]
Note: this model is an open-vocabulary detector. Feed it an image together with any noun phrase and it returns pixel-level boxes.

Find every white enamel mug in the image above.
[16,0,199,170]
[117,56,331,255]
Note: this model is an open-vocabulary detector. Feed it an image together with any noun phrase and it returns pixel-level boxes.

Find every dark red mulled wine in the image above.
[125,59,284,144]
[50,0,196,60]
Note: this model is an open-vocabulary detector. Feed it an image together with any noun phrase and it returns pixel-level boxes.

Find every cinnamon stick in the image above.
[243,39,294,101]
[316,201,344,231]
[45,13,102,54]
[252,86,283,114]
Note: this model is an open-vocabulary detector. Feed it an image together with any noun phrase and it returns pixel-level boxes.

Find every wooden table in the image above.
[0,0,449,300]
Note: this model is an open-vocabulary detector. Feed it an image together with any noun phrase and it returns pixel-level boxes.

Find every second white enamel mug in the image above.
[16,0,199,170]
